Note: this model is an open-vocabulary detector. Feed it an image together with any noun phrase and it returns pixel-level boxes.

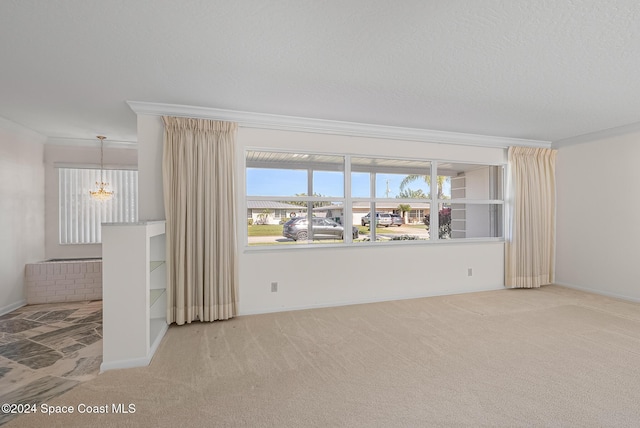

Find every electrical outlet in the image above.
[271,282,278,292]
[467,268,473,277]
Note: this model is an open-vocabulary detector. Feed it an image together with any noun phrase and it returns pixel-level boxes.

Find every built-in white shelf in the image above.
[101,220,168,372]
[150,289,165,308]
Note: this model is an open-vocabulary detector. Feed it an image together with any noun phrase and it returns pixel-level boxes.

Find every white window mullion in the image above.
[307,168,313,239]
[431,161,439,241]
[343,155,352,244]
[370,172,376,242]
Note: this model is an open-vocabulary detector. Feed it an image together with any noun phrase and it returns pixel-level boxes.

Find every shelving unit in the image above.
[101,221,168,372]
[149,288,164,307]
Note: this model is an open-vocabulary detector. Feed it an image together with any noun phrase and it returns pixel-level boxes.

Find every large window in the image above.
[245,150,504,247]
[59,168,138,244]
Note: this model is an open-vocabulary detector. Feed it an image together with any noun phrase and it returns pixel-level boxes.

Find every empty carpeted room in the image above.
[2,2,640,427]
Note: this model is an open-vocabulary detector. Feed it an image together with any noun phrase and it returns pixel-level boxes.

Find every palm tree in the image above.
[257,209,272,225]
[288,193,332,209]
[397,203,411,224]
[399,175,450,199]
[397,188,427,199]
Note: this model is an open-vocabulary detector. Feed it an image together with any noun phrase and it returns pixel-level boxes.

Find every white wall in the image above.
[241,241,504,314]
[137,115,164,221]
[465,167,490,238]
[44,144,138,259]
[137,116,507,315]
[556,132,640,302]
[0,118,46,314]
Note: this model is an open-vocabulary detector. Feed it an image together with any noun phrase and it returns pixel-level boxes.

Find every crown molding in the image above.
[53,162,137,170]
[46,137,137,149]
[127,101,551,149]
[553,120,640,148]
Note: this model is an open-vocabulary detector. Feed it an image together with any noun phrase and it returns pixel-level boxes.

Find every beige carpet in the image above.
[7,285,640,427]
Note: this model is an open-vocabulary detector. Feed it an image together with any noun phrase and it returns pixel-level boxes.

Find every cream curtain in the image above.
[505,146,557,288]
[162,117,238,324]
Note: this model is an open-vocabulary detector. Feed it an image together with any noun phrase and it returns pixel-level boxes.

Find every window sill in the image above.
[243,237,504,253]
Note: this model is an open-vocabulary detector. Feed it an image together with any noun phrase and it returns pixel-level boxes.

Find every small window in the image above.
[59,168,138,244]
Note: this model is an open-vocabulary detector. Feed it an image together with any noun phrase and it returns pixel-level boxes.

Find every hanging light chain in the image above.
[98,135,105,183]
[90,136,114,201]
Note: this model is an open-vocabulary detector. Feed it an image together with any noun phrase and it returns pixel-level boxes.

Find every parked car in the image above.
[389,213,403,226]
[283,217,359,241]
[361,212,392,227]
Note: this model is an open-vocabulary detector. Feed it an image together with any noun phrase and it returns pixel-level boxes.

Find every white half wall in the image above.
[137,116,507,315]
[0,118,46,314]
[44,144,137,259]
[556,132,640,301]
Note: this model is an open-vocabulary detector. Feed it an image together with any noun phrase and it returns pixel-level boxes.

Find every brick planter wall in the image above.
[25,259,102,304]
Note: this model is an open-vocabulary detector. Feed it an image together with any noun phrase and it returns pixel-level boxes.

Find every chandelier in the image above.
[89,136,114,201]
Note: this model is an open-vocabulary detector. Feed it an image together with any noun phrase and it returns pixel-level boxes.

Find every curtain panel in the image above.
[162,116,238,324]
[505,146,557,288]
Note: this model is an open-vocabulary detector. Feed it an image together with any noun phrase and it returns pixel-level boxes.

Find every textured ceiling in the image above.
[2,0,640,144]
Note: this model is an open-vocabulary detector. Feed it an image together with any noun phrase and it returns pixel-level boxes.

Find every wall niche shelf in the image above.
[101,220,168,372]
[150,261,165,272]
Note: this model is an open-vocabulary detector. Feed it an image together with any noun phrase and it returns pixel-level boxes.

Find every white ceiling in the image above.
[2,0,640,145]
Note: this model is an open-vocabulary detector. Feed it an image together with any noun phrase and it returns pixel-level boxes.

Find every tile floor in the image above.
[0,301,102,426]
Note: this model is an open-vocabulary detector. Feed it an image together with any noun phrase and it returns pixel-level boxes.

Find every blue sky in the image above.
[246,169,448,198]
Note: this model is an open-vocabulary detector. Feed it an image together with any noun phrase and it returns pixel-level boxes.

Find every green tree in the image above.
[397,203,411,224]
[397,204,411,216]
[288,193,332,209]
[256,209,273,225]
[400,175,450,199]
[397,188,427,199]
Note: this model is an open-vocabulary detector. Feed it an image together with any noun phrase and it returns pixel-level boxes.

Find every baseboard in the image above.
[0,299,26,316]
[149,322,169,359]
[239,285,506,316]
[554,281,640,304]
[100,356,152,373]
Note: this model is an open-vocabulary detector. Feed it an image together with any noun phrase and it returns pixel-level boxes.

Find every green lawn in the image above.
[247,224,283,237]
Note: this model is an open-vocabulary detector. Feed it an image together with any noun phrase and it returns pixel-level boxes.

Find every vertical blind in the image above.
[59,168,138,244]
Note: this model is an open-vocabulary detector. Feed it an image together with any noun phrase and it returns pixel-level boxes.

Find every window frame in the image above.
[246,150,347,245]
[434,161,505,240]
[243,148,505,250]
[349,155,433,243]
